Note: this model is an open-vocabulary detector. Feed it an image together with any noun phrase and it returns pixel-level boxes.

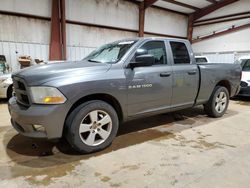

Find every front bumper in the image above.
[8,97,68,139]
[238,86,250,97]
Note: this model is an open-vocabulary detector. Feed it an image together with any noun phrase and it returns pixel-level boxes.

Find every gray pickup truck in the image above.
[8,38,241,153]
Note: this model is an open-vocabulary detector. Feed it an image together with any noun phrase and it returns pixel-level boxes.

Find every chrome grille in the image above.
[12,77,30,107]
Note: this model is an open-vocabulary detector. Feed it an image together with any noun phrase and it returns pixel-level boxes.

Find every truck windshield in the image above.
[84,40,137,64]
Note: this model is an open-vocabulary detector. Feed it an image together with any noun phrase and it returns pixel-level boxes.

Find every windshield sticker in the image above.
[118,41,135,45]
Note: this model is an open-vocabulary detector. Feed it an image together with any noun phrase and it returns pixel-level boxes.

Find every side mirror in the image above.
[129,54,155,69]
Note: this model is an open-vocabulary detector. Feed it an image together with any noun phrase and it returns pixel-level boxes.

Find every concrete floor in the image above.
[0,98,250,188]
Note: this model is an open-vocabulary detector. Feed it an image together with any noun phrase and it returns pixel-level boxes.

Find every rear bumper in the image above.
[238,86,250,97]
[234,85,241,97]
[8,97,67,139]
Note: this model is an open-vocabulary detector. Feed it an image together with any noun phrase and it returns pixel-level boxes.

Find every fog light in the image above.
[33,125,46,132]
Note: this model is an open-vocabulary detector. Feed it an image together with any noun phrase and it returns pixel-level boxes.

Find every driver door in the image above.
[125,40,173,117]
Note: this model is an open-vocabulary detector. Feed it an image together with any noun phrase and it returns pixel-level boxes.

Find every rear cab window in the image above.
[170,41,190,64]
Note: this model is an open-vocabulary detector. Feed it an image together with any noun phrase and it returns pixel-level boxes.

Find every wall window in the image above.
[170,42,190,64]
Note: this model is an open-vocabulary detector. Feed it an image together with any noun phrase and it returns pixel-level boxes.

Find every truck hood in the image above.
[12,60,112,85]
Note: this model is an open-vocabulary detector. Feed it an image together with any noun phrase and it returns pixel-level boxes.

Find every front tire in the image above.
[204,86,229,118]
[65,100,119,154]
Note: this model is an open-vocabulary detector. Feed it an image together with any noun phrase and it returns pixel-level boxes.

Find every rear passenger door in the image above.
[168,40,199,108]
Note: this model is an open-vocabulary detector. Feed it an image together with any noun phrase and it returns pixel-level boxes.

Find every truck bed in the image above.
[195,63,242,105]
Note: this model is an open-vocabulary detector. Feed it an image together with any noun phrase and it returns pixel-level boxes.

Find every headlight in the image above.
[30,87,67,104]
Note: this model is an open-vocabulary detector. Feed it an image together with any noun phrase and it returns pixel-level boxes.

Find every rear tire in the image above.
[65,100,119,154]
[204,86,229,118]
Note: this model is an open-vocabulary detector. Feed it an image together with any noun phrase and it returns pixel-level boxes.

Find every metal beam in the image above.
[138,2,145,37]
[144,31,187,39]
[206,0,218,4]
[187,14,194,42]
[49,0,62,60]
[67,19,186,39]
[0,10,50,21]
[138,0,158,37]
[144,0,158,8]
[60,0,66,60]
[193,0,239,20]
[194,15,250,27]
[49,0,66,60]
[162,0,200,11]
[195,11,250,23]
[124,0,188,16]
[192,23,250,43]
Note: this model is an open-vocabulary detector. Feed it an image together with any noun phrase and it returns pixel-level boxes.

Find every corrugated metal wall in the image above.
[0,0,51,72]
[0,41,96,71]
[0,41,49,72]
[67,46,95,61]
[0,0,189,72]
[65,0,188,61]
[192,0,250,55]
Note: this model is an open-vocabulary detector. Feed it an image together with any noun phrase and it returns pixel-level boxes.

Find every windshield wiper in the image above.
[88,59,103,63]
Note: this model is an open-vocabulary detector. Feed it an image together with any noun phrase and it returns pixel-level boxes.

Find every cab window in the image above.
[170,42,190,64]
[136,41,167,65]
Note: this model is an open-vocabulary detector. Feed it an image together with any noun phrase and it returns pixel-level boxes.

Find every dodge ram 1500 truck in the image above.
[8,38,241,153]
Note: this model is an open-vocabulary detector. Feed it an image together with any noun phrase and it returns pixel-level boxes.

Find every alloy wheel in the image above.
[79,110,112,146]
[215,91,227,113]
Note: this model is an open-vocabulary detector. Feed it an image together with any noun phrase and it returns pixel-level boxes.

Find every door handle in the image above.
[160,72,171,77]
[187,70,197,75]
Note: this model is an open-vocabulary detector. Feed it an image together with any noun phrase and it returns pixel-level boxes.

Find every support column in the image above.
[49,0,66,60]
[187,14,194,43]
[138,2,145,37]
[60,0,66,60]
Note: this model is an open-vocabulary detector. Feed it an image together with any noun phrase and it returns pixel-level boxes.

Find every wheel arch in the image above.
[216,80,231,96]
[65,93,124,124]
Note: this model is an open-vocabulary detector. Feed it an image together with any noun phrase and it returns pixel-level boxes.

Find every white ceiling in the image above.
[177,0,212,9]
[154,1,194,13]
[135,0,220,14]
